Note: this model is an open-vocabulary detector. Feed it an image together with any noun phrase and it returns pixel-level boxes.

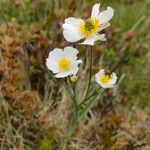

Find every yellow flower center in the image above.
[101,74,110,84]
[80,18,99,36]
[58,58,71,71]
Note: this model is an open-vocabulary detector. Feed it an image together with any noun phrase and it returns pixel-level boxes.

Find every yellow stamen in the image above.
[101,74,110,84]
[80,18,99,36]
[58,58,71,71]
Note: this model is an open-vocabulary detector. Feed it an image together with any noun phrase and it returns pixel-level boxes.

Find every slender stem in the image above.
[73,83,78,120]
[78,87,101,107]
[78,88,105,122]
[60,78,78,149]
[68,78,78,117]
[69,79,78,131]
[85,46,93,99]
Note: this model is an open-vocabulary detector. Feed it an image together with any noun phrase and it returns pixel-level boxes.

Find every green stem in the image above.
[60,46,93,149]
[68,78,78,117]
[68,78,78,132]
[78,87,101,108]
[84,46,93,101]
[60,78,78,149]
[78,88,105,122]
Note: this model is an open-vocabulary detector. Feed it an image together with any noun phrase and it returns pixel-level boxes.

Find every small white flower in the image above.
[62,3,114,45]
[95,69,117,88]
[46,46,82,78]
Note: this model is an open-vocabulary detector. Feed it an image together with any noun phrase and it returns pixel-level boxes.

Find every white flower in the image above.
[62,3,114,45]
[95,69,117,88]
[46,46,82,78]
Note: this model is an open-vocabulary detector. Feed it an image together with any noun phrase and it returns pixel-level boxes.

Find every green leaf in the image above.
[78,89,105,122]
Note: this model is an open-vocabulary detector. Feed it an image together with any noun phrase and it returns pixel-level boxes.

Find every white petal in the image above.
[80,34,99,45]
[75,59,82,64]
[69,66,79,75]
[64,17,84,26]
[63,17,84,43]
[109,73,117,84]
[97,69,105,77]
[80,33,106,45]
[63,24,84,42]
[100,22,110,31]
[95,69,105,84]
[95,69,117,88]
[98,34,107,41]
[91,3,100,18]
[64,46,79,60]
[46,59,59,73]
[98,7,114,24]
[101,84,114,88]
[48,48,64,62]
[55,59,82,78]
[55,72,71,78]
[69,60,82,75]
[46,48,64,73]
[55,65,79,78]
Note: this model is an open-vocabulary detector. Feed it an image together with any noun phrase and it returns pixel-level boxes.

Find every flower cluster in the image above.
[46,3,117,88]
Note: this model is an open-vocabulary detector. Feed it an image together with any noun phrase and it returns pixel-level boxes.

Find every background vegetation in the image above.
[0,0,150,149]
